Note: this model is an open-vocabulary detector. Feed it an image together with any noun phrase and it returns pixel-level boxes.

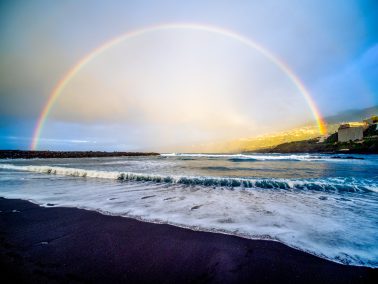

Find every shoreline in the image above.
[1,150,377,160]
[0,150,159,159]
[249,137,378,154]
[0,197,376,283]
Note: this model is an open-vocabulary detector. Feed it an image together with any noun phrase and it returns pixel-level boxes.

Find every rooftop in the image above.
[338,122,366,130]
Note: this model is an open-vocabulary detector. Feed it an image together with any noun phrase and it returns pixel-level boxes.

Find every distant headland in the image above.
[0,150,159,159]
[252,115,378,154]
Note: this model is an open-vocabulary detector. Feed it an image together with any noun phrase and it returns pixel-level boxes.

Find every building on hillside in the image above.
[337,123,364,142]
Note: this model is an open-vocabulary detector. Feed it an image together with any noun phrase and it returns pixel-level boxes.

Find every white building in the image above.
[337,123,364,142]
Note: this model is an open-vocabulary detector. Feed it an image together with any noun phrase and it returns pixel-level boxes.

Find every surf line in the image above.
[31,23,327,150]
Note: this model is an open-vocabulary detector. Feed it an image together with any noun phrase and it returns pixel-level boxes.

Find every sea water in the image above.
[0,153,377,267]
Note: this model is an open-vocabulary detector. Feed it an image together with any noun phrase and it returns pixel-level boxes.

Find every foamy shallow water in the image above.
[0,153,377,267]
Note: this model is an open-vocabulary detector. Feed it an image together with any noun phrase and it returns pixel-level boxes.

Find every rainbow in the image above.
[30,23,327,150]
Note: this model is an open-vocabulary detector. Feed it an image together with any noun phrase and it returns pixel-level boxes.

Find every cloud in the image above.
[38,29,317,147]
[1,0,377,150]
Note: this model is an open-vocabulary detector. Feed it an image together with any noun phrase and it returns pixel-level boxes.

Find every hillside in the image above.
[203,106,378,153]
[254,125,378,154]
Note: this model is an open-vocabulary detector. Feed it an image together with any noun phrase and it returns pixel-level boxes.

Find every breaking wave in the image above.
[1,164,377,193]
[162,153,366,162]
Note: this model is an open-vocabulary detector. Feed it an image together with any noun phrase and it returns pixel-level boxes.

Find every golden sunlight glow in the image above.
[34,26,325,151]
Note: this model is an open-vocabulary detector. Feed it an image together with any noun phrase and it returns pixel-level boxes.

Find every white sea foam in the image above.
[163,153,316,160]
[162,153,370,162]
[1,164,377,193]
[1,158,377,268]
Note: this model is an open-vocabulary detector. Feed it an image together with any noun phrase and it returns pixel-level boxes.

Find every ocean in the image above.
[0,153,377,267]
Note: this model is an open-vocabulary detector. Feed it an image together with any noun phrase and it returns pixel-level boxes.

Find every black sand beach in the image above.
[0,198,376,283]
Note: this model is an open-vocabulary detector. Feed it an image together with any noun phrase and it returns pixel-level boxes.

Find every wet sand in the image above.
[0,198,376,283]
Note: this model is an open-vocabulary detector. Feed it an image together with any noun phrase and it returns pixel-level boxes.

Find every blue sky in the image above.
[0,0,377,150]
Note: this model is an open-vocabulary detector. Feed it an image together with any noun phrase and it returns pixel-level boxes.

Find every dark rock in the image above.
[0,150,159,159]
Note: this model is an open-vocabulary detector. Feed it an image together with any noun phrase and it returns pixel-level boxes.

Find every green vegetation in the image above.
[363,124,378,137]
[324,132,338,144]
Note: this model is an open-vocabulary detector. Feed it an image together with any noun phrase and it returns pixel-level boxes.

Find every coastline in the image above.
[0,198,376,283]
[0,150,159,159]
[249,137,378,154]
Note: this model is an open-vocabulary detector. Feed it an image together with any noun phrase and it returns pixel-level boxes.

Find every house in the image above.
[337,123,364,142]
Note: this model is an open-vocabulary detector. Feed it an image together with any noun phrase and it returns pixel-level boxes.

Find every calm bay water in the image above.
[1,153,377,267]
